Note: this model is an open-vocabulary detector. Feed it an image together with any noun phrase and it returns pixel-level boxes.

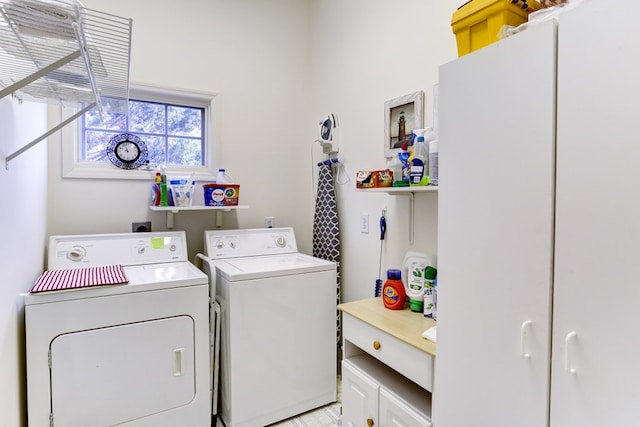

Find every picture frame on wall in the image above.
[384,90,424,158]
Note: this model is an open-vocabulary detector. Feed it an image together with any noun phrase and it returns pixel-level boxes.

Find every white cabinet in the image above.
[435,1,640,426]
[435,17,557,427]
[339,298,435,427]
[342,358,379,427]
[342,356,432,427]
[551,1,640,425]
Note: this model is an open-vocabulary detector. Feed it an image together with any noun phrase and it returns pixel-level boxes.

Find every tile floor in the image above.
[216,377,342,427]
[268,402,341,427]
[215,402,341,427]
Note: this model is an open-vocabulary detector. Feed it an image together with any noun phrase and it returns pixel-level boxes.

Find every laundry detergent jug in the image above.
[402,251,437,312]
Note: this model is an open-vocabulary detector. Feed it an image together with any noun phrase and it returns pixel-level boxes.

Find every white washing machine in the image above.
[25,231,211,427]
[204,227,337,427]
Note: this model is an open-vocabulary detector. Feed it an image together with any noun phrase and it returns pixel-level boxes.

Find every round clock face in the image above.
[106,133,149,169]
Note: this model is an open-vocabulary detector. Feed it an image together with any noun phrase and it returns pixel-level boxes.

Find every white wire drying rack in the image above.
[0,0,132,167]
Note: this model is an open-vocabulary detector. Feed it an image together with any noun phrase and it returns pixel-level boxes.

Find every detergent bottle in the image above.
[216,168,234,184]
[409,129,429,186]
[382,269,405,310]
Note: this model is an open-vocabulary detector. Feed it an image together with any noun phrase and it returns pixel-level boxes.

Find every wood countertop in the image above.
[338,297,437,357]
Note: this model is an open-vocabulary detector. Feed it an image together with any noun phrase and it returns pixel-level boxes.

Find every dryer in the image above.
[25,231,211,427]
[203,227,337,427]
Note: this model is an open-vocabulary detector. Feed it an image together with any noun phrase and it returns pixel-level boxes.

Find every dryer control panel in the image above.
[48,231,189,269]
[205,227,298,259]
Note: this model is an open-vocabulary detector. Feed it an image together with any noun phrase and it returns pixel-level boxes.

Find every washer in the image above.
[25,231,211,427]
[204,227,337,427]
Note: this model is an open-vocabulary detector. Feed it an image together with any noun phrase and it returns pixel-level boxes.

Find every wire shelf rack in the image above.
[0,0,131,112]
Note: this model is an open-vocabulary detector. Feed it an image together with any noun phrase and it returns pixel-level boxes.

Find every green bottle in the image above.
[423,266,437,318]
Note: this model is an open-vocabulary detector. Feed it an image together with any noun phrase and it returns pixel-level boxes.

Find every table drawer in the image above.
[343,313,434,392]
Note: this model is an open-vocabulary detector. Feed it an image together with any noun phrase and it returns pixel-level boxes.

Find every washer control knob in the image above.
[138,246,145,254]
[67,246,87,262]
[169,244,177,252]
[216,240,224,250]
[229,241,236,249]
[275,235,286,248]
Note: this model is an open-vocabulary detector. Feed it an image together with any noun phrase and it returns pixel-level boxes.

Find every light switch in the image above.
[360,214,369,234]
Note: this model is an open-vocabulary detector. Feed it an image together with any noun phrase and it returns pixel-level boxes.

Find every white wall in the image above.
[47,0,315,258]
[0,98,48,427]
[310,0,459,302]
[1,0,461,424]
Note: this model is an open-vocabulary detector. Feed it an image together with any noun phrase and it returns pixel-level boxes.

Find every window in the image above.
[62,85,217,180]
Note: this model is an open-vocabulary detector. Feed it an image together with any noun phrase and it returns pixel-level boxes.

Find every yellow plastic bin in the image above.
[452,0,541,57]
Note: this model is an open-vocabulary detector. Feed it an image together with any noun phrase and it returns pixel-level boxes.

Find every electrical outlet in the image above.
[132,221,151,232]
[265,216,275,228]
[360,214,369,234]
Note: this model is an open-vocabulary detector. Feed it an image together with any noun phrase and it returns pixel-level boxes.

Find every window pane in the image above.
[129,101,165,134]
[85,130,120,162]
[168,137,202,166]
[80,94,207,169]
[85,104,127,130]
[145,135,168,165]
[168,106,202,137]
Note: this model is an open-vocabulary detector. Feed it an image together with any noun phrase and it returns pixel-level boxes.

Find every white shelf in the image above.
[358,186,437,244]
[149,205,249,213]
[150,205,249,228]
[358,186,438,195]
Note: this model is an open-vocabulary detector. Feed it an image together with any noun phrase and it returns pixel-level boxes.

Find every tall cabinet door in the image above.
[552,1,640,425]
[434,19,557,427]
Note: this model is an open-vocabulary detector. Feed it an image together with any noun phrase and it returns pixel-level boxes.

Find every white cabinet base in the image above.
[342,355,432,427]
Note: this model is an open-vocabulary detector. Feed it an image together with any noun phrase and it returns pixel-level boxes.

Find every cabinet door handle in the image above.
[372,341,381,350]
[564,331,577,374]
[520,320,532,359]
[367,418,374,426]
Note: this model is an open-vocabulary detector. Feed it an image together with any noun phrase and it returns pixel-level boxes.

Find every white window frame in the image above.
[61,84,218,181]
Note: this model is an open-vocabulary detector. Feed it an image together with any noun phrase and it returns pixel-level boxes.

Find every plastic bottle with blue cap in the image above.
[410,128,437,186]
[216,168,233,184]
[382,269,405,310]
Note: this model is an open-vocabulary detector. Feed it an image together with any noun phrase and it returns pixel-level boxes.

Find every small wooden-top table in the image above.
[339,297,436,426]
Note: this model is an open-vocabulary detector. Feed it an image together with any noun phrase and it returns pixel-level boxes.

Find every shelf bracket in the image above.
[0,50,82,101]
[5,102,96,169]
[164,209,225,229]
[167,211,174,229]
[408,192,415,245]
[216,211,223,228]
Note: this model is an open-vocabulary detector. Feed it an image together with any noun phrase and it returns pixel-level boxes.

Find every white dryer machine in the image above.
[25,231,211,427]
[204,227,337,427]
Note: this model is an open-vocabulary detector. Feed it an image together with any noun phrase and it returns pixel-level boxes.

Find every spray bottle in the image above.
[424,266,437,318]
[398,140,411,186]
[409,129,428,186]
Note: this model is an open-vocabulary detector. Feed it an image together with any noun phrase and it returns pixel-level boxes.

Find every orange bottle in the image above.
[382,269,406,310]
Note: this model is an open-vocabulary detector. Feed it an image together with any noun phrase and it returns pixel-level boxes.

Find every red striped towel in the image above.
[30,265,129,293]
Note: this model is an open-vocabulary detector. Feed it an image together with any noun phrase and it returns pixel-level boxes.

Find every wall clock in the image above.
[106,133,149,169]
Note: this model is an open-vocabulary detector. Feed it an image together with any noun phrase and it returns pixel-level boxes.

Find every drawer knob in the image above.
[372,341,381,350]
[367,418,375,426]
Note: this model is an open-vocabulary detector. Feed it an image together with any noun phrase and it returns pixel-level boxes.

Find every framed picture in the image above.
[384,90,424,158]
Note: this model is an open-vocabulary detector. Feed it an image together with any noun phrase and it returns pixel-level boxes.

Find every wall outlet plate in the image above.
[265,216,275,228]
[132,221,151,232]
